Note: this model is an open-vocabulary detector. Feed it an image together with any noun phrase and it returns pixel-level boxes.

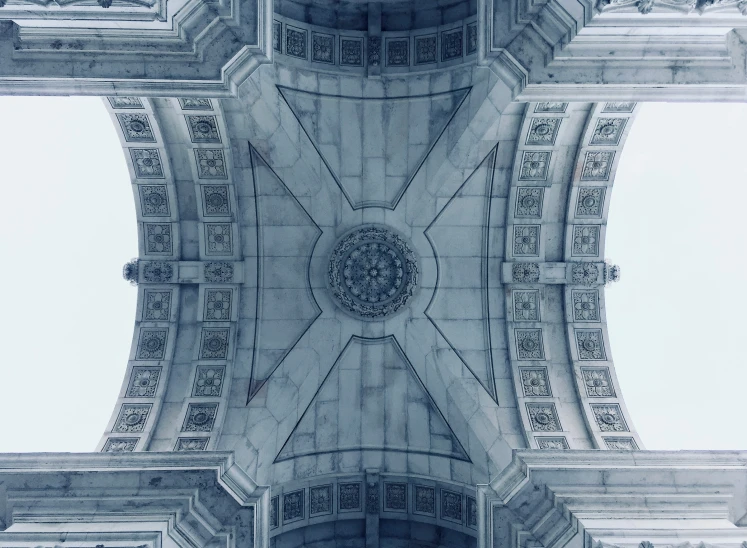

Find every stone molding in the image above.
[268,472,477,537]
[479,450,747,548]
[501,102,641,451]
[479,0,747,102]
[101,97,242,453]
[271,14,478,76]
[0,0,273,96]
[0,452,268,548]
[503,262,619,285]
[128,260,245,284]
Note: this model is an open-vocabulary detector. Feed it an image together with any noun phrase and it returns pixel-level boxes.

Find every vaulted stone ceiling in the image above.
[8,0,747,546]
[105,52,642,546]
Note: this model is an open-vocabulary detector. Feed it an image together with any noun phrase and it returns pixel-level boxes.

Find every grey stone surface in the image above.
[8,3,747,548]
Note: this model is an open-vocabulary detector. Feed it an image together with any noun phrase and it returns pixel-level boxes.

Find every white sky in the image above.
[0,97,743,453]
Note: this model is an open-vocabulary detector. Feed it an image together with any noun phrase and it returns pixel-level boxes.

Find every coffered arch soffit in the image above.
[101,64,642,491]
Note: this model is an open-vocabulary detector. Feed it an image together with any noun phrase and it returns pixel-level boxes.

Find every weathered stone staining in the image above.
[5,1,747,548]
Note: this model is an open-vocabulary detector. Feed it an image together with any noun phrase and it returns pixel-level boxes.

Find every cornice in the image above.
[0,0,272,96]
[480,450,747,548]
[483,0,747,101]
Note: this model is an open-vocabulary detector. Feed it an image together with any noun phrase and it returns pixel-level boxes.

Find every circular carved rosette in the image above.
[327,225,419,321]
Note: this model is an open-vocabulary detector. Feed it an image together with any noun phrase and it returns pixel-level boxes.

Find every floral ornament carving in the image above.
[576,187,605,217]
[603,102,636,113]
[582,151,614,180]
[145,223,172,255]
[270,496,279,528]
[186,115,220,143]
[328,225,418,321]
[526,117,561,145]
[139,185,169,217]
[202,185,230,215]
[604,437,638,450]
[273,21,282,53]
[175,437,209,451]
[286,26,307,59]
[368,36,381,66]
[520,367,551,396]
[515,328,544,360]
[284,489,305,522]
[590,117,627,146]
[516,188,544,217]
[130,149,164,178]
[195,149,227,179]
[441,490,462,522]
[193,366,225,397]
[536,437,569,449]
[591,404,628,431]
[572,263,600,285]
[312,33,334,63]
[179,98,212,110]
[535,102,567,113]
[199,328,229,359]
[387,38,409,66]
[582,367,615,397]
[513,262,540,283]
[310,485,333,515]
[117,113,155,142]
[441,28,463,61]
[143,261,174,283]
[123,259,139,285]
[127,367,161,397]
[514,225,540,256]
[102,438,138,452]
[144,290,171,321]
[572,289,600,321]
[604,262,622,284]
[204,289,231,321]
[415,35,437,64]
[339,483,361,511]
[205,224,232,255]
[136,328,167,360]
[204,262,233,282]
[519,151,551,181]
[467,22,478,54]
[526,403,562,431]
[638,0,655,13]
[513,290,540,321]
[108,97,143,109]
[414,486,435,515]
[114,404,151,433]
[182,403,218,432]
[575,329,606,360]
[384,483,407,511]
[341,38,363,66]
[467,496,477,528]
[572,225,600,256]
[366,481,379,514]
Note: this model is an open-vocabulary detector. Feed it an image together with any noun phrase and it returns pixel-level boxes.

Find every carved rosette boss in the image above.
[327,225,419,321]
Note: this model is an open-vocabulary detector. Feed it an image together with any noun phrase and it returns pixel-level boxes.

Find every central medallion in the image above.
[327,225,419,321]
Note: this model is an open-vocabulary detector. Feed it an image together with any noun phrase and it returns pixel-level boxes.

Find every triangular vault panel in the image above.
[278,86,470,210]
[275,335,471,462]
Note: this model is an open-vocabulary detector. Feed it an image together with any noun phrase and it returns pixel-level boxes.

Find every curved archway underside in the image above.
[102,61,642,508]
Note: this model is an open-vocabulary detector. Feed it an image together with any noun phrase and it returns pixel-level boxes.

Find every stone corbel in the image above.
[124,259,244,284]
[503,262,620,285]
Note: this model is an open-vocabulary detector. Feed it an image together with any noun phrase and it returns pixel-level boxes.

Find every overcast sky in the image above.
[0,97,743,453]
